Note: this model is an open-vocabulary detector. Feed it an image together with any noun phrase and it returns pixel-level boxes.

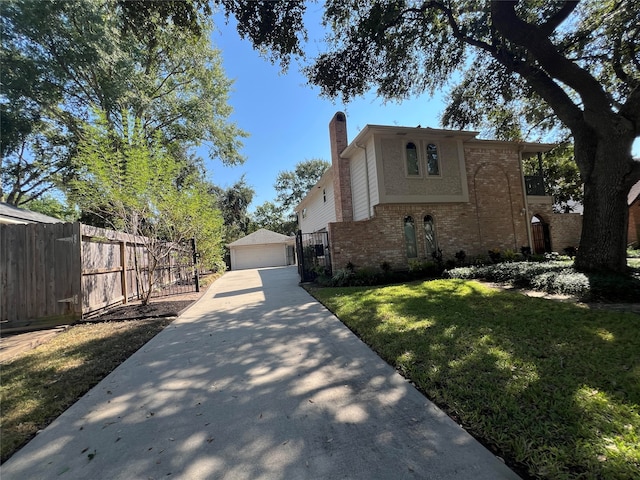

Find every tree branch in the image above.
[404,2,498,55]
[491,1,612,117]
[620,85,640,135]
[539,1,579,36]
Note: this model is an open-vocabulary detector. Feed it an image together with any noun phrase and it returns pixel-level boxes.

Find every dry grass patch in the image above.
[0,318,172,463]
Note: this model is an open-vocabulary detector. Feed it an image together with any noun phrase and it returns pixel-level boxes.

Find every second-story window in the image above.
[426,143,440,176]
[406,142,420,176]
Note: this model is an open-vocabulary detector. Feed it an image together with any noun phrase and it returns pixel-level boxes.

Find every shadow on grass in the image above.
[312,279,640,479]
[0,319,171,463]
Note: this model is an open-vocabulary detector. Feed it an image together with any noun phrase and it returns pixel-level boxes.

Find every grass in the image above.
[0,318,173,463]
[309,279,640,479]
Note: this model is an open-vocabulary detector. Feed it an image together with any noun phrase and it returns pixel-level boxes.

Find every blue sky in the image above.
[204,14,640,210]
[203,14,448,210]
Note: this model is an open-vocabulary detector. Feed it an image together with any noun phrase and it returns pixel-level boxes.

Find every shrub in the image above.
[353,267,382,286]
[488,248,502,263]
[503,249,518,262]
[330,268,355,287]
[443,267,476,279]
[473,254,489,266]
[446,261,640,302]
[454,250,466,265]
[408,259,423,273]
[530,270,589,296]
[550,271,590,296]
[431,248,443,267]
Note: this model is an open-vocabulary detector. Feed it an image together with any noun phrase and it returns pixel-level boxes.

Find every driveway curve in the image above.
[2,266,519,480]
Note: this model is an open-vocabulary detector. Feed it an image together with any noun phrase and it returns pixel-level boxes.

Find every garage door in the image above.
[232,244,285,270]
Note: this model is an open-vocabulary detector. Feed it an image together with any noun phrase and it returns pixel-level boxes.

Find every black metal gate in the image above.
[148,238,200,298]
[296,231,331,282]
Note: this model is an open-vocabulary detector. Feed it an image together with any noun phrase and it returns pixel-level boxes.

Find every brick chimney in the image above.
[329,112,352,222]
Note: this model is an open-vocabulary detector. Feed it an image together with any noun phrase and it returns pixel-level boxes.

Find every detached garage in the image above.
[228,229,296,270]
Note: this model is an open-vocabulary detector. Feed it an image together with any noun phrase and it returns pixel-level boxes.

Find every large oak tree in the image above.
[218,0,640,273]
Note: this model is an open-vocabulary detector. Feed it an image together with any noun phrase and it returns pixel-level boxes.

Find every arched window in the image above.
[424,215,437,258]
[405,142,420,176]
[404,216,417,258]
[426,143,440,176]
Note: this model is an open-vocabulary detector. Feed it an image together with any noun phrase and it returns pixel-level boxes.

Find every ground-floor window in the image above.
[404,216,417,258]
[424,215,437,258]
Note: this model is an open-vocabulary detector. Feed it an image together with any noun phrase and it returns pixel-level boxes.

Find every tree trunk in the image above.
[574,134,635,273]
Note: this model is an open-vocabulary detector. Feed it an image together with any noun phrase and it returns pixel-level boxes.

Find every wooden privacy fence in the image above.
[1,222,198,333]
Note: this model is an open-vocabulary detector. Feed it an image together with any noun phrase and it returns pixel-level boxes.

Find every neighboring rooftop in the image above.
[0,202,64,225]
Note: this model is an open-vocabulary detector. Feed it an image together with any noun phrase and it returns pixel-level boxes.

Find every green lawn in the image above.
[310,279,640,479]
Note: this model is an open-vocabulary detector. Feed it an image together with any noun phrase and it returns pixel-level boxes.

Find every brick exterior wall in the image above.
[527,201,583,252]
[550,213,583,251]
[629,201,640,248]
[329,144,535,270]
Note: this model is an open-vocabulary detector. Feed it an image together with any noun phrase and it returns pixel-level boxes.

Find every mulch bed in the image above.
[82,291,204,322]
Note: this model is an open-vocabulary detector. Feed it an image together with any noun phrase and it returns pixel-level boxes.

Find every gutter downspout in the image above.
[356,142,372,219]
[519,148,533,252]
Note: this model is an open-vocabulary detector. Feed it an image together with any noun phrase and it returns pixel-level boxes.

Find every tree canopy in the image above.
[1,0,246,205]
[224,0,640,273]
[252,201,298,236]
[250,159,330,235]
[274,159,331,212]
[212,176,255,243]
[70,113,225,298]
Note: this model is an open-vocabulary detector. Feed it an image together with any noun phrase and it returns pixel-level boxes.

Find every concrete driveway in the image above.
[1,266,519,479]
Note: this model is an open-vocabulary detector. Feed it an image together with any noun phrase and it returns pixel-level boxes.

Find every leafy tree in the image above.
[274,159,330,212]
[523,144,583,213]
[212,176,255,243]
[1,0,245,205]
[1,123,77,205]
[252,201,298,235]
[70,114,224,303]
[222,1,640,273]
[23,195,79,222]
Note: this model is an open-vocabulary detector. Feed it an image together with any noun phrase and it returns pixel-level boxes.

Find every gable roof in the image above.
[0,202,64,224]
[228,228,293,247]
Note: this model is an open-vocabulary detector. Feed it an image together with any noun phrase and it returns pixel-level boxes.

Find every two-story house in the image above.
[296,112,583,272]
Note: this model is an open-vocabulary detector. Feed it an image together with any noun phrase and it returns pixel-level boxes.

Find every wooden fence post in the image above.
[73,222,83,319]
[120,240,128,304]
